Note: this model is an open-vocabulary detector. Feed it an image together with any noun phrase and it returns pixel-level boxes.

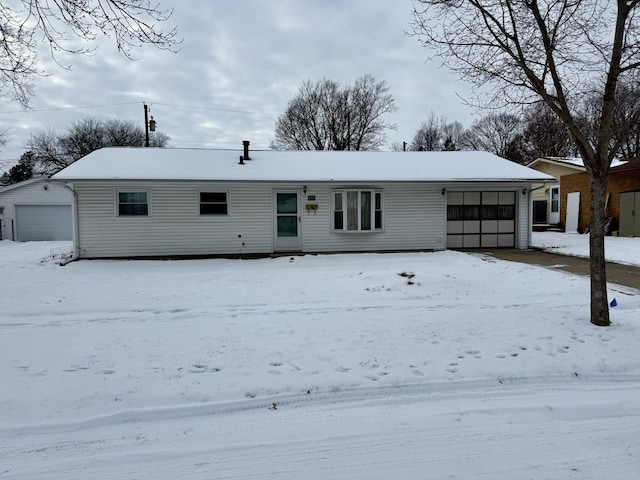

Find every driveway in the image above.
[477,249,640,291]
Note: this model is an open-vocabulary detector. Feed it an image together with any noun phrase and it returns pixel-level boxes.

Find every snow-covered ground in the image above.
[2,237,640,479]
[532,231,640,266]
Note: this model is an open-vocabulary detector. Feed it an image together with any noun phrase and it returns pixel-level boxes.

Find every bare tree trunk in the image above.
[589,173,610,326]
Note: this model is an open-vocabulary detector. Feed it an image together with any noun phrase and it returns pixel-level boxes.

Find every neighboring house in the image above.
[526,157,586,228]
[560,158,640,235]
[0,177,73,241]
[51,145,554,259]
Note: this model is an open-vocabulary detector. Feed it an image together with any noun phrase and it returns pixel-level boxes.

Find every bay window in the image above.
[333,189,383,232]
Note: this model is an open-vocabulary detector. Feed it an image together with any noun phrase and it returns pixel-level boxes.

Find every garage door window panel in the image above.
[447,190,516,248]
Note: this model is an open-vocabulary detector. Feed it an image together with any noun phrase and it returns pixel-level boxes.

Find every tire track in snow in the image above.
[3,378,640,479]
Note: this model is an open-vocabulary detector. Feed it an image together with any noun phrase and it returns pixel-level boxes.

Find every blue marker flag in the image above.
[610,298,618,308]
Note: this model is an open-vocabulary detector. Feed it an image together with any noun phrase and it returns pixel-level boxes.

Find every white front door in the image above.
[549,185,560,224]
[566,192,580,233]
[273,191,301,251]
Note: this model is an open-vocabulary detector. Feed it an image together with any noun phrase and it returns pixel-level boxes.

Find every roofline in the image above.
[50,177,555,183]
[526,157,586,171]
[0,176,50,194]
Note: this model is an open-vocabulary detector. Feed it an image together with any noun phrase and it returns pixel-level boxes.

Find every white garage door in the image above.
[446,191,516,248]
[16,205,72,241]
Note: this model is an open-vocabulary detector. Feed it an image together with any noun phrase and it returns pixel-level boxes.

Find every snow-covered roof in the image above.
[0,176,49,194]
[527,157,586,170]
[52,147,555,183]
[528,156,627,170]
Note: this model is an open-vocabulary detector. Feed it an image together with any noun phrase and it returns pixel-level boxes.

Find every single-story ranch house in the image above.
[51,144,554,259]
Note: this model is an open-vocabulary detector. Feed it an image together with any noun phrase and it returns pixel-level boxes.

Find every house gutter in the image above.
[62,182,80,263]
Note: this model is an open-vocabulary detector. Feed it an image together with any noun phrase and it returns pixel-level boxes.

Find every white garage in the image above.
[15,204,72,241]
[0,178,73,241]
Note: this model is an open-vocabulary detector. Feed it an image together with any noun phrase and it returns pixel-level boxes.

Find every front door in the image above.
[549,185,560,224]
[274,191,301,251]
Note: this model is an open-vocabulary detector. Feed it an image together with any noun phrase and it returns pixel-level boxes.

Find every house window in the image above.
[118,191,148,216]
[550,186,560,213]
[199,192,228,215]
[333,189,383,231]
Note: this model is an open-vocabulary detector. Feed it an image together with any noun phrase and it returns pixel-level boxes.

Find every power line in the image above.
[0,101,279,116]
[0,102,139,114]
[153,102,278,116]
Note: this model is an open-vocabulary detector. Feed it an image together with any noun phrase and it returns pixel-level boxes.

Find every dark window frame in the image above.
[117,191,149,217]
[199,191,228,216]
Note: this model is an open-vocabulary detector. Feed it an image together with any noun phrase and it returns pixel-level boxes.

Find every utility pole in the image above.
[143,103,156,147]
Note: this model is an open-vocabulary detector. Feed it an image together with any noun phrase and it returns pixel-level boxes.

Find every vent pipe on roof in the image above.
[243,140,250,160]
[239,140,250,165]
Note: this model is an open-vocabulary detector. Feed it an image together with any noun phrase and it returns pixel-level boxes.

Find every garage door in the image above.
[446,191,515,248]
[15,205,72,241]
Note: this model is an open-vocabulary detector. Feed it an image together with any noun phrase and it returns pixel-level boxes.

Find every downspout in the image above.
[63,182,80,262]
[524,185,532,249]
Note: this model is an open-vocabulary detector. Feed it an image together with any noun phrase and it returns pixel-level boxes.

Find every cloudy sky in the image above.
[0,0,480,168]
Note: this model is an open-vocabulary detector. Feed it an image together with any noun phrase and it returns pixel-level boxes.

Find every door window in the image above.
[277,193,298,237]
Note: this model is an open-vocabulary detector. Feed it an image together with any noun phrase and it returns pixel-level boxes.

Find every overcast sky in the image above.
[0,0,480,169]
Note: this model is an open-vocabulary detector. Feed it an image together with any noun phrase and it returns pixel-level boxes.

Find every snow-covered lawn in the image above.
[2,237,640,479]
[532,231,640,266]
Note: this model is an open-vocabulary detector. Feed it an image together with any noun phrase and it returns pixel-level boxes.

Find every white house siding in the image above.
[302,182,445,253]
[73,181,275,258]
[70,180,531,259]
[72,181,446,258]
[0,180,72,241]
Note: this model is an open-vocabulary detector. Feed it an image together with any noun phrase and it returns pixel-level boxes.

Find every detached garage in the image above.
[0,178,73,241]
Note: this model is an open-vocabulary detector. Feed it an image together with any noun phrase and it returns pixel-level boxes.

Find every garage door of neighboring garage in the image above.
[446,191,516,248]
[15,205,72,241]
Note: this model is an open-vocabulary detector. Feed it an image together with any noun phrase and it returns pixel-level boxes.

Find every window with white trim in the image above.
[118,191,148,216]
[333,189,383,231]
[199,191,228,215]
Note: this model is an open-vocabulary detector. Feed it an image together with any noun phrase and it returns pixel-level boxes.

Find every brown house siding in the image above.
[560,162,640,232]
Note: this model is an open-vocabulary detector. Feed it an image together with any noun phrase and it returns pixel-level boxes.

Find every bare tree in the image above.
[411,0,640,326]
[0,126,8,150]
[523,103,574,159]
[410,113,467,151]
[29,116,169,175]
[28,128,67,176]
[462,113,523,160]
[410,112,447,151]
[271,75,398,151]
[60,117,106,161]
[390,141,408,152]
[442,121,465,151]
[581,81,640,159]
[0,1,179,107]
[103,118,146,147]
